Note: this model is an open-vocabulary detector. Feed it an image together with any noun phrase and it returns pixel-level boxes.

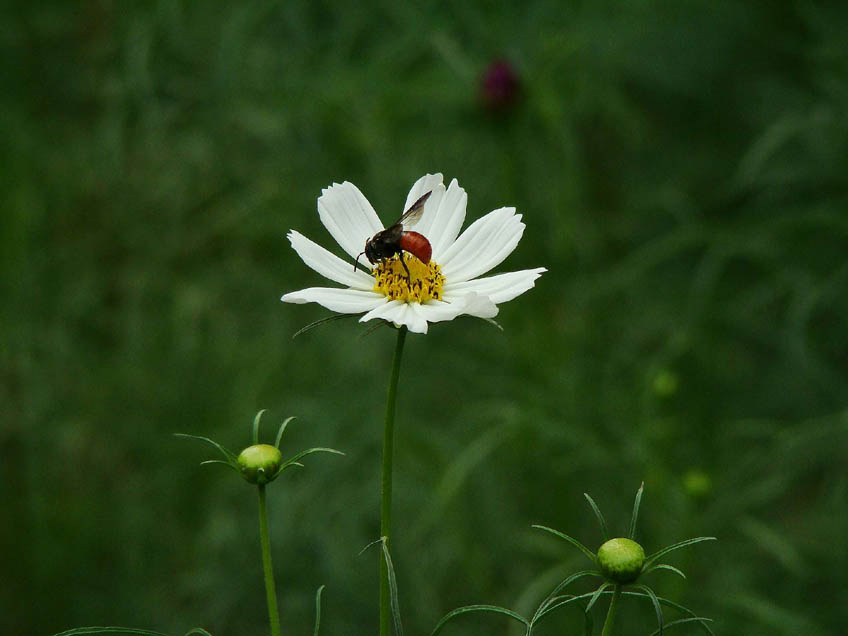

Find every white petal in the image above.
[445,268,546,304]
[359,300,429,334]
[426,179,468,261]
[414,299,466,323]
[317,182,384,261]
[282,287,386,313]
[287,231,375,290]
[440,207,525,283]
[441,291,499,319]
[403,173,444,221]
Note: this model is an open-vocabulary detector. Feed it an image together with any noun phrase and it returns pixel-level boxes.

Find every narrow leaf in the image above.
[198,459,238,472]
[643,563,686,579]
[621,592,715,636]
[535,590,606,623]
[51,629,170,636]
[649,617,714,636]
[584,493,608,540]
[173,434,237,463]
[585,583,610,613]
[634,584,663,635]
[629,482,644,539]
[431,605,529,635]
[532,525,597,564]
[358,319,392,338]
[645,537,717,568]
[293,314,357,339]
[583,608,594,636]
[381,540,404,636]
[283,447,344,469]
[252,409,267,445]
[275,416,297,449]
[183,630,214,636]
[313,585,325,636]
[536,570,602,619]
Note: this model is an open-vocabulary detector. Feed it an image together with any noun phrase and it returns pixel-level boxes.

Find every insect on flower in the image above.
[354,191,433,283]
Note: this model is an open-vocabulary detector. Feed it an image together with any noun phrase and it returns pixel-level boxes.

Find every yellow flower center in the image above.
[373,254,445,302]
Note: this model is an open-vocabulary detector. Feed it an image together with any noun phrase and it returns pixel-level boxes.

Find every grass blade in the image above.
[431,605,529,635]
[584,493,608,540]
[381,540,404,636]
[532,525,597,564]
[629,482,644,539]
[645,537,717,568]
[312,585,325,636]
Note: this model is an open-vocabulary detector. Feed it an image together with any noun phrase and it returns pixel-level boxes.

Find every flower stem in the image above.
[258,484,282,636]
[601,584,621,636]
[380,325,407,636]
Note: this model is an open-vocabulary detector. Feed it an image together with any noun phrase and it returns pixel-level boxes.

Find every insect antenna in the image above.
[354,251,366,273]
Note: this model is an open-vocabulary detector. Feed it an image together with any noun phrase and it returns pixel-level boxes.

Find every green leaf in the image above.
[621,592,714,636]
[645,537,717,568]
[585,582,610,613]
[183,630,213,636]
[535,590,604,623]
[277,447,344,475]
[381,539,404,636]
[583,608,595,636]
[430,605,529,635]
[648,617,714,636]
[584,493,608,540]
[275,416,297,449]
[312,585,325,636]
[173,434,237,464]
[629,482,644,540]
[536,570,603,618]
[293,314,357,339]
[532,524,597,564]
[252,409,267,445]
[634,584,663,635]
[643,563,686,579]
[198,459,238,472]
[51,629,170,636]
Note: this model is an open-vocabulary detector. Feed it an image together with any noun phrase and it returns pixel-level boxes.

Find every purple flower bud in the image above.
[480,59,520,110]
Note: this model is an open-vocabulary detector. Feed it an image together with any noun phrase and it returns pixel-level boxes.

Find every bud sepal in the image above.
[176,409,343,486]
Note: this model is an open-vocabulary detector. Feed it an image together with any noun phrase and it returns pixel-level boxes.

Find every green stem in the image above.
[380,326,407,636]
[601,584,621,636]
[258,484,282,636]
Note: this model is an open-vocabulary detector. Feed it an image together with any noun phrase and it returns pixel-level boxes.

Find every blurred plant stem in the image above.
[601,585,621,636]
[380,326,407,636]
[258,484,282,636]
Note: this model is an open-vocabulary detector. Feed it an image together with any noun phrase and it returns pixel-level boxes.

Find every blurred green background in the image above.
[2,1,847,635]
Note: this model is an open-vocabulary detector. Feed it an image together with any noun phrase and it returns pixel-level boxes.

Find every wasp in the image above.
[354,191,433,282]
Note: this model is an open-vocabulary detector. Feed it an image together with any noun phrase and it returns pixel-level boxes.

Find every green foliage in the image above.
[2,0,847,634]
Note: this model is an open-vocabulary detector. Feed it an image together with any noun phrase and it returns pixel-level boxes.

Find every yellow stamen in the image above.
[373,254,445,302]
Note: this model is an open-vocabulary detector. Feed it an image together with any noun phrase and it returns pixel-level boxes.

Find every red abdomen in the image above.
[399,231,432,264]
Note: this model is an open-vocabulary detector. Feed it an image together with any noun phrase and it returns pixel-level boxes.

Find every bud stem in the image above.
[258,484,282,636]
[601,584,621,636]
[380,325,407,636]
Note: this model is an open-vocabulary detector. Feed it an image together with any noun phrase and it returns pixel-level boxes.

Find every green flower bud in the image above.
[597,538,646,583]
[682,469,713,499]
[237,444,283,485]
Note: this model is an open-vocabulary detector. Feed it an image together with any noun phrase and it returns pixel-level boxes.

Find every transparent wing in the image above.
[395,191,432,229]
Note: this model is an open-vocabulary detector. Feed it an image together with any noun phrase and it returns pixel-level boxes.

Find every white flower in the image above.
[281,174,545,335]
